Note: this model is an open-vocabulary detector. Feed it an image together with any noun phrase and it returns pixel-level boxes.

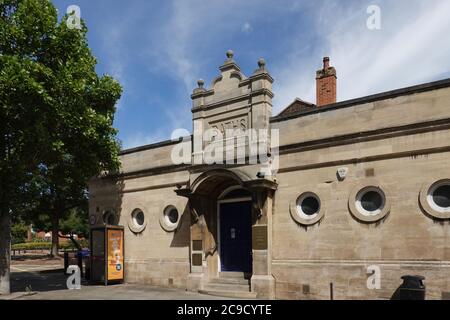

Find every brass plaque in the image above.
[252,225,268,250]
[192,253,202,266]
[192,240,202,251]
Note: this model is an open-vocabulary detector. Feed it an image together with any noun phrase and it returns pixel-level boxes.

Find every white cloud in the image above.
[97,0,450,143]
[273,0,450,113]
[96,4,141,110]
[138,0,265,137]
[142,0,272,91]
[241,22,253,34]
[329,1,450,100]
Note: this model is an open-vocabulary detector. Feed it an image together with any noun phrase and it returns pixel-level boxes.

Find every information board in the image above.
[107,229,124,281]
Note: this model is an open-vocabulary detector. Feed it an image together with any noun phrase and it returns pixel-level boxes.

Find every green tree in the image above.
[59,207,89,238]
[10,221,28,244]
[27,204,89,250]
[0,0,122,294]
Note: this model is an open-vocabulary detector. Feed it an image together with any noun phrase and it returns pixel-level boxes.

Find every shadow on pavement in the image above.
[11,270,69,293]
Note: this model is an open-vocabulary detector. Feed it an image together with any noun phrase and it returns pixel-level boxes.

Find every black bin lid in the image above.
[401,275,425,287]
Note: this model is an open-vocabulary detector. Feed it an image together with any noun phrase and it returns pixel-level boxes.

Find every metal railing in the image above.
[11,247,78,257]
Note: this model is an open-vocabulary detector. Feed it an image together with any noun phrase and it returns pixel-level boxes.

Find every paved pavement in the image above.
[17,282,231,300]
[8,254,66,295]
[1,254,230,300]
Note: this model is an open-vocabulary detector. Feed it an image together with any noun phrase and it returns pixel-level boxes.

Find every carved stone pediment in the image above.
[190,51,274,165]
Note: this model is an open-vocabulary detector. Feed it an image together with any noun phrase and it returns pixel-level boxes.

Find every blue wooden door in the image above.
[219,201,252,273]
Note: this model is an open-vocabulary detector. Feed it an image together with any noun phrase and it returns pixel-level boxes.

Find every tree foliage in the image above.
[30,204,89,238]
[11,220,28,244]
[0,0,122,293]
[59,207,89,238]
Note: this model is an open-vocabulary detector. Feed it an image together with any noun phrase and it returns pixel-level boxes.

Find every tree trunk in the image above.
[50,213,59,257]
[0,208,11,295]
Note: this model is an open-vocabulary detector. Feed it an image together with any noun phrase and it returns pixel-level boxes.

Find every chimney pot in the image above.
[323,57,330,69]
[316,57,336,107]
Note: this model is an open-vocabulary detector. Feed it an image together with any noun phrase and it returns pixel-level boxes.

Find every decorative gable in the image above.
[277,98,315,117]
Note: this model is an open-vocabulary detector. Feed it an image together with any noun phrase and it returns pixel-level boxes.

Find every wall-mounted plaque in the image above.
[192,240,202,251]
[192,253,202,266]
[252,225,268,250]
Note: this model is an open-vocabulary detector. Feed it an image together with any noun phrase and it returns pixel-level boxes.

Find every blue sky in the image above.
[52,0,450,149]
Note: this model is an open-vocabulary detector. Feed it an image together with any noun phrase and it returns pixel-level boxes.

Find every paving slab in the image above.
[16,283,233,300]
[6,254,235,300]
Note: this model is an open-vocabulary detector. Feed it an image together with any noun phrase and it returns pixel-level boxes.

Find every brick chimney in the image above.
[316,57,337,107]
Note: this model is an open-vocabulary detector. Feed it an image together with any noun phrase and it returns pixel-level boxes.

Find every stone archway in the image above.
[175,168,277,299]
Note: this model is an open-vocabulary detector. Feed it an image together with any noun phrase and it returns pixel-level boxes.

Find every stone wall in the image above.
[271,85,450,299]
[88,57,450,299]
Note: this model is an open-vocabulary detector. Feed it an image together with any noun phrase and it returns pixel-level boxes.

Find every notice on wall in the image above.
[107,229,124,281]
[252,225,268,250]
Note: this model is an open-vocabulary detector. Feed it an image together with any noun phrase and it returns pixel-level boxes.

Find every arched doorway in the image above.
[176,168,278,298]
[217,187,253,274]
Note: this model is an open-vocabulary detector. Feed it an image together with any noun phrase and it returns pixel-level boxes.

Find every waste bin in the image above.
[81,249,91,280]
[399,275,426,300]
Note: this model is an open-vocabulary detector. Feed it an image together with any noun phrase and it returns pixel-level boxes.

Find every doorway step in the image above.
[199,272,257,299]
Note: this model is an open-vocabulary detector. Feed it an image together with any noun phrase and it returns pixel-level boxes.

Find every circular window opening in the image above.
[103,210,118,225]
[427,181,450,213]
[132,209,145,227]
[361,191,383,212]
[356,187,386,216]
[296,193,321,220]
[160,205,180,232]
[301,197,320,216]
[128,208,147,233]
[433,185,450,208]
[167,208,179,224]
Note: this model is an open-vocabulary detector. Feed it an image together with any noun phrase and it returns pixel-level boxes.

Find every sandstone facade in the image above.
[89,51,450,299]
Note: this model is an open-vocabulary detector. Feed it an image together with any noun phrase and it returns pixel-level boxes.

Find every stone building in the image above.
[89,51,450,299]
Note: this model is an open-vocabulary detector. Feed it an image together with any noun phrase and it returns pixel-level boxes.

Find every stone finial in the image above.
[192,78,206,96]
[258,58,266,69]
[219,49,241,73]
[252,57,269,76]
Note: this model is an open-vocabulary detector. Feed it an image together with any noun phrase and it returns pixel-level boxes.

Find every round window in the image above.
[296,193,321,220]
[128,208,147,233]
[102,210,118,225]
[355,187,386,216]
[427,181,450,213]
[166,207,179,225]
[160,205,180,232]
[290,191,325,226]
[349,182,391,223]
[132,209,145,226]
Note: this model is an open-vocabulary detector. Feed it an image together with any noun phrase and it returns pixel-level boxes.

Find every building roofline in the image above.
[271,77,450,123]
[119,77,450,155]
[119,136,191,156]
